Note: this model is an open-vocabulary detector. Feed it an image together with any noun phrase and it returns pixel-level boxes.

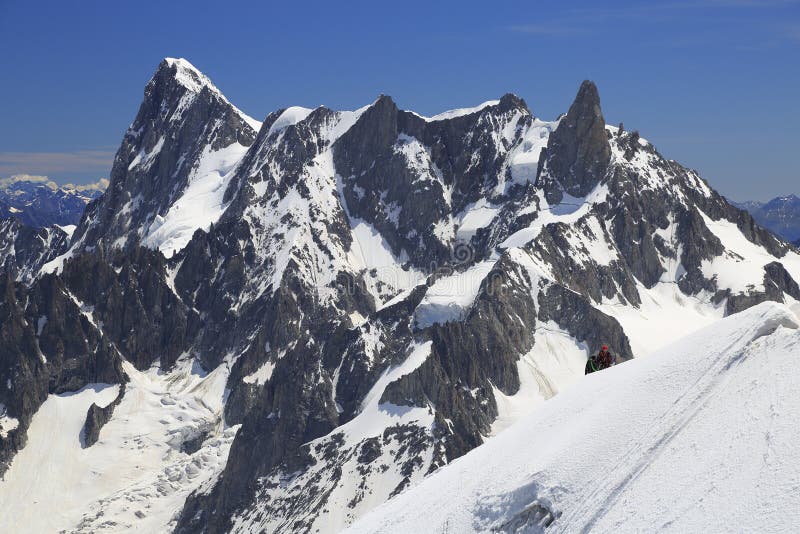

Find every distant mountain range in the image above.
[0,175,106,227]
[735,194,800,244]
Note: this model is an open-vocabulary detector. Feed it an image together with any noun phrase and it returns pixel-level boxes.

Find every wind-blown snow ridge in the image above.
[267,106,315,136]
[347,302,800,534]
[420,100,501,121]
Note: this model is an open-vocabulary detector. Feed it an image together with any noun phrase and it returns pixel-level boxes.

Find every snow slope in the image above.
[347,302,800,533]
[0,359,238,533]
[141,142,250,256]
[420,100,501,122]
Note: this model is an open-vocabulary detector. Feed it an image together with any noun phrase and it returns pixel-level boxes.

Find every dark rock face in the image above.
[333,93,532,268]
[82,383,126,447]
[675,207,726,295]
[725,261,800,315]
[382,257,539,460]
[0,178,104,228]
[537,283,633,362]
[58,246,196,370]
[2,61,799,533]
[526,220,641,306]
[538,80,611,204]
[0,272,127,474]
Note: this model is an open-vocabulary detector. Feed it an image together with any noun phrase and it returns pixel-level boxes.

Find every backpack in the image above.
[585,356,600,375]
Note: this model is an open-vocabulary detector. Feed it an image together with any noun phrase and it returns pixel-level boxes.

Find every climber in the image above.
[585,345,615,375]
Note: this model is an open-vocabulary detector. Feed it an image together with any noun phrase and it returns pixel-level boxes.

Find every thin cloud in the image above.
[0,174,109,191]
[62,178,110,191]
[0,150,115,176]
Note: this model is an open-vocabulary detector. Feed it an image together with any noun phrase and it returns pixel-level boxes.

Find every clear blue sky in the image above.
[0,0,798,201]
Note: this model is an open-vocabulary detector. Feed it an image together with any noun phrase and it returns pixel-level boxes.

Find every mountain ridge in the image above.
[1,59,799,533]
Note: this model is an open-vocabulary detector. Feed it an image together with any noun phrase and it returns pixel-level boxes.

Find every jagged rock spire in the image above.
[537,80,611,204]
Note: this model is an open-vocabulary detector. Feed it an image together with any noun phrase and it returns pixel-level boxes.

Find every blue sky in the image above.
[0,0,798,201]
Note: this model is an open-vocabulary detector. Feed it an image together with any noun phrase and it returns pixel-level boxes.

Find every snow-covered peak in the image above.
[161,57,215,94]
[156,57,261,131]
[766,193,800,207]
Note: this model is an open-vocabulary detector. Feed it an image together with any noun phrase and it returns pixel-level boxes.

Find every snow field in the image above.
[0,358,238,533]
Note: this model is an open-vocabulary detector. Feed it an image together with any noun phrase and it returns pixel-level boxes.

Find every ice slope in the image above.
[140,142,250,256]
[0,359,238,533]
[346,301,800,533]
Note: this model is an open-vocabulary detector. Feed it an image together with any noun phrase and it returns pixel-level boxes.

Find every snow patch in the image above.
[0,403,19,438]
[267,106,314,136]
[55,224,77,237]
[421,100,500,122]
[414,260,497,328]
[242,361,275,386]
[141,142,249,257]
[455,199,503,241]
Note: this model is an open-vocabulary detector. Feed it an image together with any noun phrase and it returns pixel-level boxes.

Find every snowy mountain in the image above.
[736,194,800,243]
[346,301,800,533]
[0,219,71,283]
[0,175,105,227]
[1,59,799,533]
[0,176,103,283]
[68,58,261,257]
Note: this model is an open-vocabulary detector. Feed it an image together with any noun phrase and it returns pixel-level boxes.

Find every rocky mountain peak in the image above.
[574,79,602,110]
[151,57,235,106]
[498,92,529,114]
[68,58,261,256]
[537,79,611,204]
[332,94,400,175]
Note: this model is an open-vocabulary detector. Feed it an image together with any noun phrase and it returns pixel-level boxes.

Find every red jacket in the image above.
[596,350,614,369]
